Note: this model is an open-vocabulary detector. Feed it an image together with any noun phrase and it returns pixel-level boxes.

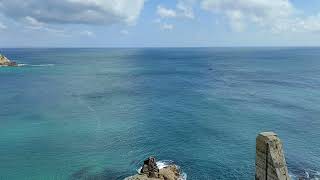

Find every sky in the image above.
[1,0,320,47]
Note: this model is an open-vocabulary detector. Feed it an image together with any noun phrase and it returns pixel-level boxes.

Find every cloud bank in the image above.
[200,0,320,33]
[1,0,320,39]
[0,0,145,25]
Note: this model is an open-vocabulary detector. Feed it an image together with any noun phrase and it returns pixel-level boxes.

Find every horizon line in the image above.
[1,46,320,49]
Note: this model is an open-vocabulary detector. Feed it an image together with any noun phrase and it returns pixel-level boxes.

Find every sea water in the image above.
[0,48,319,179]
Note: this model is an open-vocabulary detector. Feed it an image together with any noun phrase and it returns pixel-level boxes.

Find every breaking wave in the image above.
[136,160,187,180]
[290,169,320,180]
[16,64,28,67]
[29,64,55,67]
[15,63,55,67]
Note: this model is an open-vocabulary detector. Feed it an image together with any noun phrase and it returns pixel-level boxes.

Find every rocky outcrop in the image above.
[141,157,160,178]
[125,157,182,180]
[256,132,290,180]
[0,54,17,66]
[126,132,290,180]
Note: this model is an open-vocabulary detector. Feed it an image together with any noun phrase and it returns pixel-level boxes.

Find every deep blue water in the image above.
[0,48,319,180]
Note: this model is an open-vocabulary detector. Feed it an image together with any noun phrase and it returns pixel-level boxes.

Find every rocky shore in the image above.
[125,132,291,180]
[125,157,183,180]
[0,54,17,66]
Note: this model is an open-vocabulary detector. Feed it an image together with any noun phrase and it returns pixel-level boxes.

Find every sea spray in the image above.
[135,160,187,180]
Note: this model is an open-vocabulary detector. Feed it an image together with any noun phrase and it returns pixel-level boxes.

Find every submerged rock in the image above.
[0,54,17,66]
[125,157,182,180]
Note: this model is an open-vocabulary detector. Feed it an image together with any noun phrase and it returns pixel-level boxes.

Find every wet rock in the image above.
[0,54,17,66]
[125,157,182,180]
[140,157,160,178]
[159,165,181,180]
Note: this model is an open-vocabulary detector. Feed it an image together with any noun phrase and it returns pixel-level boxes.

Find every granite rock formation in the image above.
[141,157,160,178]
[256,132,290,180]
[0,54,17,66]
[125,157,181,180]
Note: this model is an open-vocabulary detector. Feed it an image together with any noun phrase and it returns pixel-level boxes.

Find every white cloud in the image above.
[154,18,174,31]
[199,0,320,33]
[201,0,294,32]
[270,15,320,33]
[161,23,174,30]
[156,2,194,20]
[0,0,145,25]
[297,15,320,32]
[201,0,293,18]
[23,16,67,35]
[157,6,177,18]
[120,29,129,35]
[177,0,195,19]
[81,30,95,37]
[0,22,7,30]
[25,16,45,29]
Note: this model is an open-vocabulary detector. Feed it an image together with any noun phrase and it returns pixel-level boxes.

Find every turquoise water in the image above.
[0,48,319,179]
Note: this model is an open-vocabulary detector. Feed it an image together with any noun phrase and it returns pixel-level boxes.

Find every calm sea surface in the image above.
[0,48,319,180]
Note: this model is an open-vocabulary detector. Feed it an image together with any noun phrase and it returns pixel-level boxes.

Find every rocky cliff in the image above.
[256,132,290,180]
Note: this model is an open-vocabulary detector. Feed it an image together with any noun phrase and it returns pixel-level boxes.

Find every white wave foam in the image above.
[289,169,320,180]
[5,64,55,67]
[136,160,187,180]
[157,160,175,169]
[30,64,55,67]
[1,64,26,67]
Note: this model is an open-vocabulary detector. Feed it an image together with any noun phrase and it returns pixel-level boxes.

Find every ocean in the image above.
[0,48,319,179]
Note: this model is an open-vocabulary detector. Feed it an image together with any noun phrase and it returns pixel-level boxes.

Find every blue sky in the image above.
[1,0,320,47]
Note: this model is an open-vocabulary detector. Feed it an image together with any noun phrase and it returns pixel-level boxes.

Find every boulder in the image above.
[125,157,182,180]
[0,54,17,66]
[158,165,181,180]
[140,157,160,178]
